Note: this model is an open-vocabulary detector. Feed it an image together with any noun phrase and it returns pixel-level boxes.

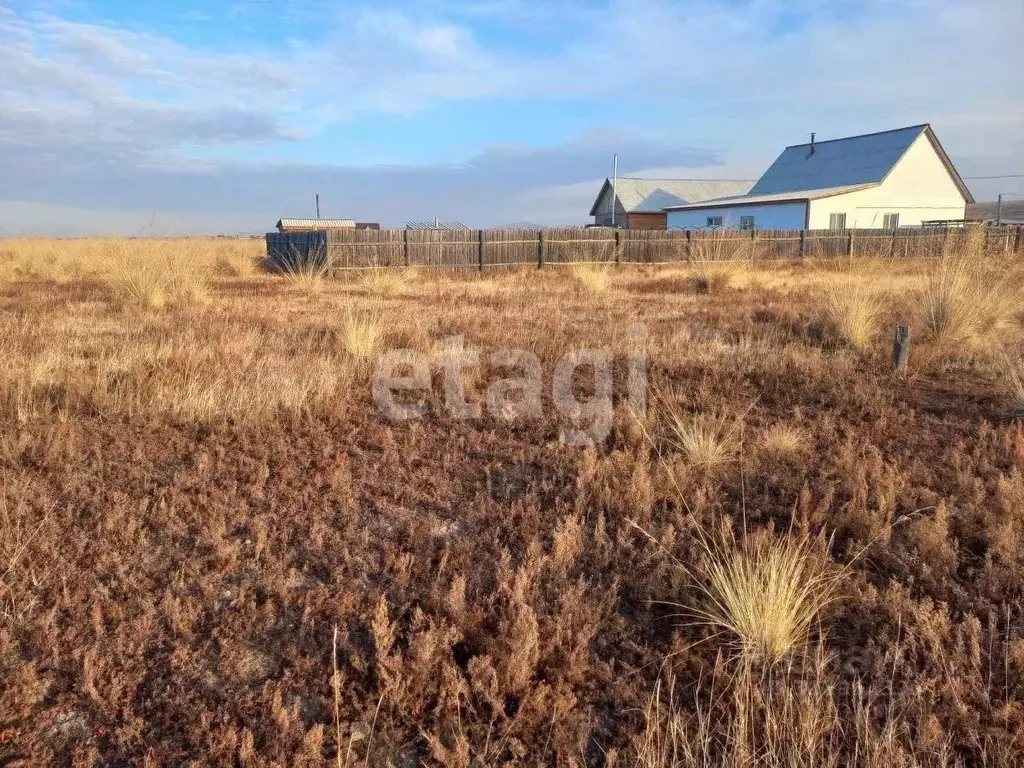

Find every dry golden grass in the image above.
[760,423,808,456]
[101,240,210,309]
[686,233,752,294]
[665,408,742,470]
[918,227,1022,346]
[570,262,614,294]
[693,531,839,665]
[342,306,386,360]
[358,266,416,297]
[1,235,1023,765]
[996,351,1024,414]
[815,276,887,352]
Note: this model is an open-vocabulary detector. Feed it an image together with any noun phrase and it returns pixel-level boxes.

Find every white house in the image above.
[665,125,974,230]
[590,178,754,229]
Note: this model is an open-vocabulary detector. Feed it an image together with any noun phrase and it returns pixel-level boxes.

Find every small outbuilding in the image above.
[589,178,755,229]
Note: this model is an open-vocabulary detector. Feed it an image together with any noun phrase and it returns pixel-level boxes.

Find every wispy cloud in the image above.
[0,0,1021,234]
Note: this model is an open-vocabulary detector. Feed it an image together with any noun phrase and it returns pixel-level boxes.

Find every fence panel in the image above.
[267,224,1022,272]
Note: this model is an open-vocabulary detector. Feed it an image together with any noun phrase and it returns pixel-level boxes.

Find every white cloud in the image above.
[0,0,1022,233]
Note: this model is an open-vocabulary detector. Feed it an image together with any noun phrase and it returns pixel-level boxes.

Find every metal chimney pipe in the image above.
[809,132,816,156]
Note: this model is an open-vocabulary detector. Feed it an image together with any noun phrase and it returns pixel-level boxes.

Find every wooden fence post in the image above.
[614,230,621,265]
[889,231,897,259]
[847,231,854,257]
[799,229,806,257]
[893,325,911,373]
[1014,227,1022,255]
[537,230,545,269]
[685,230,692,262]
[477,229,484,272]
[402,229,410,267]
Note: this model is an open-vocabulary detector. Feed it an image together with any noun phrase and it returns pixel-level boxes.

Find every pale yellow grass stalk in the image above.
[278,248,329,296]
[342,307,386,360]
[760,423,808,456]
[666,410,741,470]
[997,352,1024,414]
[815,277,886,352]
[687,234,752,294]
[694,532,840,665]
[918,227,1021,346]
[359,266,415,297]
[102,240,209,309]
[216,244,261,277]
[570,262,614,293]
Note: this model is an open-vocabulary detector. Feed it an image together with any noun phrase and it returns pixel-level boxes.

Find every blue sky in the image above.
[1,0,1022,234]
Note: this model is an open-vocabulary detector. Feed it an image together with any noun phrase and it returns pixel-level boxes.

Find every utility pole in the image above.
[315,193,321,219]
[610,153,618,228]
[996,193,1003,227]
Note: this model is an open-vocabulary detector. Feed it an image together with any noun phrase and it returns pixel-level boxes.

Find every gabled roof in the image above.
[589,178,755,216]
[749,124,974,203]
[277,218,355,229]
[664,184,879,211]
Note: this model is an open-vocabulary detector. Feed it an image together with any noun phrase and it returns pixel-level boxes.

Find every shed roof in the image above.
[749,124,973,202]
[406,220,471,230]
[589,178,755,216]
[664,183,879,211]
[277,218,355,229]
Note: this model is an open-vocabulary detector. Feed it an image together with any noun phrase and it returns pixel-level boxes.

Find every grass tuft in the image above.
[918,227,1021,346]
[760,423,808,456]
[342,307,386,360]
[570,262,614,294]
[815,277,886,352]
[359,267,415,297]
[695,532,839,665]
[102,240,209,309]
[666,409,741,470]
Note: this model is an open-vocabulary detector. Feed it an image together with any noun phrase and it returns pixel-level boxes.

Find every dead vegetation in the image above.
[0,236,1022,765]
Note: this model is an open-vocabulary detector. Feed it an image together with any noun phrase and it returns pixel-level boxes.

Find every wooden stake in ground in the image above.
[893,325,911,373]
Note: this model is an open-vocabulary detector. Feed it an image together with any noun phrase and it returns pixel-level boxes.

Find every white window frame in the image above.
[829,213,847,231]
[706,215,723,227]
[739,215,755,230]
[883,213,900,230]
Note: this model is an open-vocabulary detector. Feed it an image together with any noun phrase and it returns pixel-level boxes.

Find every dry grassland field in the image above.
[1,232,1024,766]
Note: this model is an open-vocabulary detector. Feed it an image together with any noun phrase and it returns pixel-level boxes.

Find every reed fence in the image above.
[266,226,1023,272]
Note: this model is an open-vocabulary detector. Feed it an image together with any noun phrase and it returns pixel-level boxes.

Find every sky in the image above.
[1,0,1022,235]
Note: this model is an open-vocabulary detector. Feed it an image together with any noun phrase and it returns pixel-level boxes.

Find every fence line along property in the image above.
[266,225,1024,272]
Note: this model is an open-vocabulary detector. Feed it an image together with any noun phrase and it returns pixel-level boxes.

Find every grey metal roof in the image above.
[405,220,471,230]
[277,218,355,229]
[664,183,879,211]
[589,178,755,215]
[748,124,973,203]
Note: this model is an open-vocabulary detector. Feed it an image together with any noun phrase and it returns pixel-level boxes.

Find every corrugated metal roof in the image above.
[664,183,880,211]
[749,125,930,196]
[590,178,755,215]
[277,218,355,229]
[405,220,471,230]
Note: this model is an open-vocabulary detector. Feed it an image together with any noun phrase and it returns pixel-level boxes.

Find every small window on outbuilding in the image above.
[883,213,900,230]
[707,216,723,227]
[829,213,847,231]
[740,215,755,230]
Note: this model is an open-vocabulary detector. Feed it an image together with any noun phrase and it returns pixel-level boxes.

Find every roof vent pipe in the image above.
[809,132,816,156]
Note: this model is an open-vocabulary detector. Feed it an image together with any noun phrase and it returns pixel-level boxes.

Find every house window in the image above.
[740,215,755,230]
[883,213,900,230]
[706,216,723,227]
[829,213,847,231]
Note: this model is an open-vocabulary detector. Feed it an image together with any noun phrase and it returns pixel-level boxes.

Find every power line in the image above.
[962,174,1024,180]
